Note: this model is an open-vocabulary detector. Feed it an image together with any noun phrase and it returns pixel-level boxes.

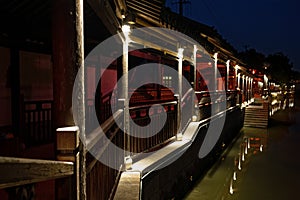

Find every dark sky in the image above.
[165,0,300,71]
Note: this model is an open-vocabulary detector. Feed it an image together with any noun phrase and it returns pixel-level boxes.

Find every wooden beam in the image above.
[0,157,73,189]
[87,0,120,34]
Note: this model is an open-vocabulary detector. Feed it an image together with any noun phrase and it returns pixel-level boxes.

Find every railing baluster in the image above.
[23,100,53,147]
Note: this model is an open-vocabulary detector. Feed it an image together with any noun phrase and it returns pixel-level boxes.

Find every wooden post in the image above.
[192,45,197,121]
[56,127,80,200]
[177,47,184,140]
[213,53,218,92]
[52,0,85,199]
[226,60,230,92]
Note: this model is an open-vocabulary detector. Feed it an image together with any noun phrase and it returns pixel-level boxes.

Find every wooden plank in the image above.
[0,156,73,189]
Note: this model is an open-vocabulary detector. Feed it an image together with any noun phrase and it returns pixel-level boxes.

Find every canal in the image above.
[184,96,300,200]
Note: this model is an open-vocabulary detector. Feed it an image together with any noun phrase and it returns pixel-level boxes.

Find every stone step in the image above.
[245,111,268,114]
[244,106,269,128]
[244,124,267,128]
[245,115,268,118]
[245,117,268,120]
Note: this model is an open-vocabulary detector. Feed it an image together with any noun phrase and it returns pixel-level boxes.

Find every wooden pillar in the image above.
[242,75,245,103]
[176,47,184,140]
[56,127,80,200]
[10,48,21,137]
[192,45,197,121]
[226,60,230,92]
[121,25,131,167]
[235,66,238,89]
[52,0,84,127]
[213,53,218,92]
[52,0,85,199]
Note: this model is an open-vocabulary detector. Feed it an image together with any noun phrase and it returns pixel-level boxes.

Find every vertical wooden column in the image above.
[250,78,253,99]
[242,75,245,104]
[213,53,218,92]
[53,0,76,127]
[245,76,248,102]
[56,127,80,200]
[121,25,131,168]
[226,60,230,92]
[237,73,241,105]
[235,66,238,89]
[192,45,197,121]
[177,48,184,140]
[10,48,21,137]
[52,0,85,199]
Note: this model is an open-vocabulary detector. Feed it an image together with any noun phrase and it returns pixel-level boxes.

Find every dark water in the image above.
[184,96,300,200]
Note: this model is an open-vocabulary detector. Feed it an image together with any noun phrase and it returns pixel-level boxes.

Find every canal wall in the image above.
[141,107,244,199]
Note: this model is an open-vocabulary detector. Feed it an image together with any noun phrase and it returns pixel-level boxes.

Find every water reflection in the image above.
[228,128,268,197]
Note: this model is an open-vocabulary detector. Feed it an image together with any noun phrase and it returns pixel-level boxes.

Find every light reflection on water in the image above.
[185,99,300,200]
[227,129,267,197]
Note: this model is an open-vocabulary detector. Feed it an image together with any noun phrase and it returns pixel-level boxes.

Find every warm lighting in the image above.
[121,9,126,19]
[124,156,133,170]
[177,132,183,141]
[260,144,263,152]
[177,47,184,59]
[264,74,268,82]
[126,12,136,25]
[213,52,218,61]
[242,152,245,161]
[57,126,79,132]
[122,24,131,34]
[238,155,242,170]
[192,115,198,122]
[229,179,234,194]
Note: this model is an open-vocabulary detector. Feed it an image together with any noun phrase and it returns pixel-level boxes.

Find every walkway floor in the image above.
[184,102,300,200]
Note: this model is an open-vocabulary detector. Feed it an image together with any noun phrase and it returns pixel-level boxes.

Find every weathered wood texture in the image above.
[0,157,73,189]
[114,171,141,200]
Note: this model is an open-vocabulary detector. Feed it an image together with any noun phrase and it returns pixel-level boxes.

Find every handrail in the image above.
[181,88,193,103]
[141,106,239,180]
[129,100,177,110]
[86,109,123,151]
[0,156,73,189]
[86,125,120,174]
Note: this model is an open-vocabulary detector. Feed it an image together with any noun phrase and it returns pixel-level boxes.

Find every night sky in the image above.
[165,0,300,72]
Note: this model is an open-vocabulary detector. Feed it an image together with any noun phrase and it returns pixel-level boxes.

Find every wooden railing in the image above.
[23,100,53,147]
[1,88,242,200]
[85,110,124,200]
[0,156,73,199]
[180,88,193,133]
[86,90,118,133]
[84,98,178,199]
[226,90,238,108]
[196,91,238,120]
[129,101,178,153]
[0,157,73,189]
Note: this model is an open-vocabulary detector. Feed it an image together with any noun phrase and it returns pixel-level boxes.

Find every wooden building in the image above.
[0,0,263,199]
